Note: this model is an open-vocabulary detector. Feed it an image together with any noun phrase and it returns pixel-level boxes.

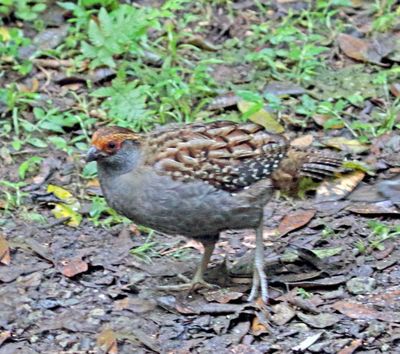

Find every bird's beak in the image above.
[86,146,104,162]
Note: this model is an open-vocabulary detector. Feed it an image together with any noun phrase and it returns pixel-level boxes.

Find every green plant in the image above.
[89,196,130,226]
[372,0,400,31]
[0,180,28,211]
[91,70,152,130]
[80,5,159,68]
[18,156,43,180]
[0,27,32,74]
[0,0,46,21]
[354,239,367,254]
[297,287,312,299]
[130,239,158,263]
[367,221,400,251]
[0,85,39,146]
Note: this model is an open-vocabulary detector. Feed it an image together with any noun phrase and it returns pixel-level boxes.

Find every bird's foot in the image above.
[247,266,269,304]
[156,273,218,292]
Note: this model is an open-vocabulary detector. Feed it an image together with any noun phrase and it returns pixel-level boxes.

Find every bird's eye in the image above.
[107,141,116,149]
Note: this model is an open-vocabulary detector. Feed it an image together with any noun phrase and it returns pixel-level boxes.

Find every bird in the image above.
[86,120,342,302]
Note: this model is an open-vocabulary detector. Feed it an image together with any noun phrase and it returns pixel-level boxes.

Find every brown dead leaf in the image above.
[203,289,244,304]
[0,331,11,346]
[18,78,39,93]
[278,209,316,236]
[338,34,370,62]
[390,83,400,97]
[347,201,400,215]
[251,315,269,336]
[113,297,156,313]
[97,328,118,354]
[290,135,314,148]
[338,339,363,354]
[271,303,296,325]
[297,312,341,329]
[0,234,11,265]
[60,257,88,277]
[337,33,391,65]
[86,178,100,188]
[332,300,400,323]
[367,286,400,307]
[316,171,365,202]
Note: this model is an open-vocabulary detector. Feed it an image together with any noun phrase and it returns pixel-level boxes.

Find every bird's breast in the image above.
[98,167,263,237]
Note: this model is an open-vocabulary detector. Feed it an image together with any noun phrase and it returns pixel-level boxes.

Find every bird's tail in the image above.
[271,148,343,193]
[299,154,343,180]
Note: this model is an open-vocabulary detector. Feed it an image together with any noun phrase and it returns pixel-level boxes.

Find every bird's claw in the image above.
[156,274,218,292]
[247,266,269,304]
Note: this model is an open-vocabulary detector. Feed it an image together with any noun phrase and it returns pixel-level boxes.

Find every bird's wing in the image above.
[144,121,288,191]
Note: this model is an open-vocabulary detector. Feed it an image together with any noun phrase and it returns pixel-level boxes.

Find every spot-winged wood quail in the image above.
[86,120,342,302]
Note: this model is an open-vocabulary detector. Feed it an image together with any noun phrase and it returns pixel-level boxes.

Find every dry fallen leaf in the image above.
[316,171,365,202]
[97,328,118,354]
[278,209,316,236]
[60,257,88,277]
[251,315,269,336]
[332,300,400,323]
[347,201,400,215]
[290,134,314,148]
[338,339,363,354]
[323,137,369,154]
[337,34,370,62]
[292,332,323,352]
[203,289,244,304]
[113,297,156,313]
[0,331,11,346]
[390,83,400,97]
[0,234,11,266]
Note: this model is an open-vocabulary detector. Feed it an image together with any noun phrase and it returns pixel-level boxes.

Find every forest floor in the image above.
[1,0,400,353]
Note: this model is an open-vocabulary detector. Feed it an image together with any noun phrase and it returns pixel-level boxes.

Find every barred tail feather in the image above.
[300,156,343,180]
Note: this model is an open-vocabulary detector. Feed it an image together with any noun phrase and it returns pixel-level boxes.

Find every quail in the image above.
[86,121,342,302]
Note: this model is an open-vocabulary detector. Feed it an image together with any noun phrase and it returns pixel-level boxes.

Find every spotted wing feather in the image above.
[144,121,288,192]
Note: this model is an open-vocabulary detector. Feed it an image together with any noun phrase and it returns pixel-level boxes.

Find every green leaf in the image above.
[27,137,47,148]
[18,156,43,180]
[88,20,105,48]
[312,247,343,259]
[238,100,284,134]
[82,161,98,178]
[98,7,113,37]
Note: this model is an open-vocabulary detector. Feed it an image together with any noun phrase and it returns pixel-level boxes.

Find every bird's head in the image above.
[86,126,141,167]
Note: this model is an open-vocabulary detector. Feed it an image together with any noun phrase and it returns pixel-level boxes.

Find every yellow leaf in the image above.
[238,100,284,133]
[47,184,81,227]
[323,137,369,154]
[52,203,82,227]
[0,27,10,42]
[47,184,75,202]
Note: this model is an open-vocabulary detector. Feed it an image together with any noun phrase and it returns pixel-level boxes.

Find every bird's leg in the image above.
[248,217,268,303]
[157,241,217,291]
